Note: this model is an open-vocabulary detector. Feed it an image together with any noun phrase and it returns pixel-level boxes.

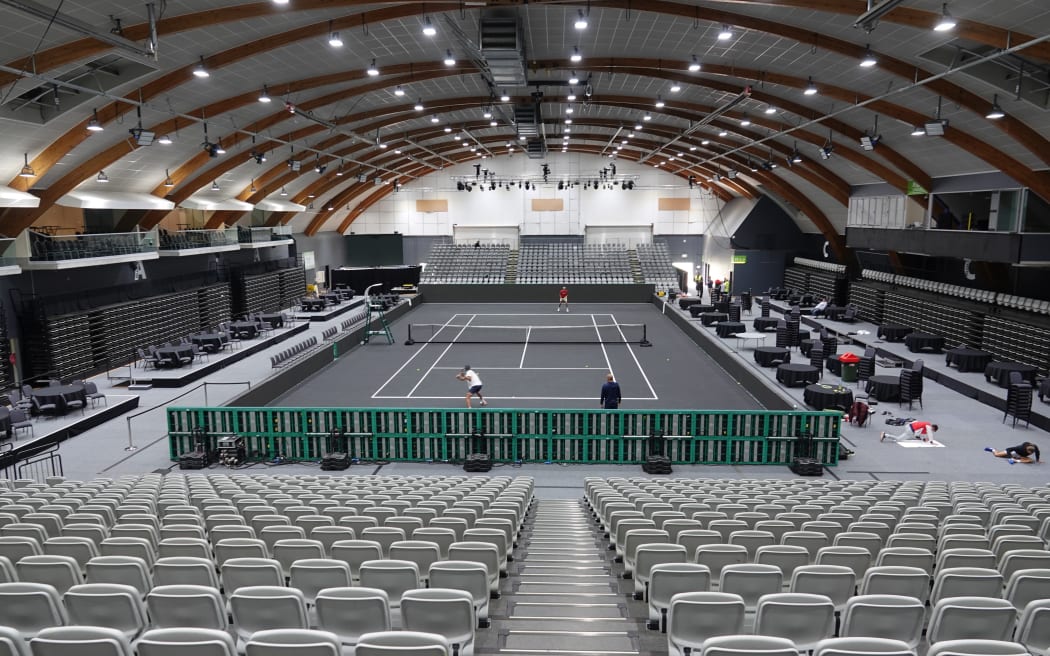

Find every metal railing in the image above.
[167,407,842,466]
[126,381,251,452]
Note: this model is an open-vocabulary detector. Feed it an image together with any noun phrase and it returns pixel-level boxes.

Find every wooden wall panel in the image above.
[658,197,691,211]
[415,199,448,213]
[531,198,564,211]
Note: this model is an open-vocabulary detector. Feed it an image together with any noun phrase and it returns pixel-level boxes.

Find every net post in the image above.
[640,323,652,347]
[404,324,415,346]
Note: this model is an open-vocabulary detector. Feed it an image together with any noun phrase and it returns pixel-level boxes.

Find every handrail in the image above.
[125,381,250,452]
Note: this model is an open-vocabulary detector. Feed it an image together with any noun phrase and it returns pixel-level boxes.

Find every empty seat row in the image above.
[270,337,318,368]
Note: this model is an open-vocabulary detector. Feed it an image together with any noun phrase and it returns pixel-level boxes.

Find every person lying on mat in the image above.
[985,442,1040,464]
[880,421,938,443]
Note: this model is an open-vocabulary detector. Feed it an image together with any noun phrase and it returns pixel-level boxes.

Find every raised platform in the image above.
[769,300,1050,432]
[3,394,140,462]
[166,406,841,466]
[294,297,366,322]
[128,323,310,388]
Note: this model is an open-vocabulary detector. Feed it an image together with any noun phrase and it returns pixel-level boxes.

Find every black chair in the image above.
[841,305,859,322]
[857,347,876,389]
[1005,371,1034,428]
[899,359,924,410]
[84,382,107,407]
[137,348,160,370]
[760,298,771,318]
[820,330,839,357]
[10,408,32,438]
[31,396,57,418]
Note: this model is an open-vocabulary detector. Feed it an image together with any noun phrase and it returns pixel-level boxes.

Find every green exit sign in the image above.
[732,255,747,264]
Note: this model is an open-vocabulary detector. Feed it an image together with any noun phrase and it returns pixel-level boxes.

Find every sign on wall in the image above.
[531,198,565,211]
[658,197,691,211]
[415,199,449,213]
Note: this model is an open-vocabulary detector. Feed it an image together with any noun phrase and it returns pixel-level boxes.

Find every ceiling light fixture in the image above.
[568,72,580,85]
[670,83,681,93]
[740,114,751,127]
[18,153,34,178]
[394,85,405,97]
[273,0,288,4]
[211,180,220,191]
[566,105,574,114]
[431,116,440,123]
[934,3,956,32]
[804,77,818,95]
[280,187,288,196]
[718,129,728,137]
[986,94,1005,120]
[819,144,834,160]
[483,107,492,119]
[567,89,577,101]
[258,85,271,103]
[643,113,652,121]
[163,169,174,186]
[570,46,582,62]
[574,10,588,30]
[328,30,343,47]
[422,15,436,36]
[688,55,701,72]
[214,140,226,155]
[157,134,172,145]
[96,170,108,183]
[860,44,877,68]
[859,134,879,150]
[366,58,379,76]
[791,143,802,163]
[910,125,926,136]
[415,98,425,111]
[86,108,104,132]
[718,24,733,40]
[443,49,456,66]
[764,105,777,115]
[654,96,665,108]
[193,56,209,78]
[500,90,510,102]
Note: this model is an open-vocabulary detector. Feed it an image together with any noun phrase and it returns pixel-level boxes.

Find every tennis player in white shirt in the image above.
[456,365,487,408]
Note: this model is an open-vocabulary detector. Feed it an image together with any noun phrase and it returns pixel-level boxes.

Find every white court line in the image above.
[372,313,463,398]
[606,313,658,399]
[406,314,477,398]
[591,313,614,378]
[519,326,531,369]
[374,395,659,401]
[432,366,607,370]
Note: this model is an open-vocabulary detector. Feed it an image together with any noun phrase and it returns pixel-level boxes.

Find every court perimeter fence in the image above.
[167,407,842,466]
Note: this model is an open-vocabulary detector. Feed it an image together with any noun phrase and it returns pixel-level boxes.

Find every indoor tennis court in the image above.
[274,302,765,410]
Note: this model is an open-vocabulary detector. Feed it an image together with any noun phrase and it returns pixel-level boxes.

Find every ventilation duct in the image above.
[479,10,527,87]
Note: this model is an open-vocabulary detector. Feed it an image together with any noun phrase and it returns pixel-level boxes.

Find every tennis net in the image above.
[406,322,650,345]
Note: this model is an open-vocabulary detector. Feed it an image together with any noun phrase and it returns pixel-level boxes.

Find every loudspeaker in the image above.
[789,456,823,476]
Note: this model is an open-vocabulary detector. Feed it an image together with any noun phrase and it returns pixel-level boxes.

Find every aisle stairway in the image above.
[628,250,644,283]
[487,499,653,656]
[506,250,518,284]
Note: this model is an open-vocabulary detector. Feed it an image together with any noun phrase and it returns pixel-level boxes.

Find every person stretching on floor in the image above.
[456,365,487,408]
[881,421,938,443]
[985,442,1040,464]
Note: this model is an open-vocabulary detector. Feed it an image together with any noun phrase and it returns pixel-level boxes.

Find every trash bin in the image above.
[839,352,860,383]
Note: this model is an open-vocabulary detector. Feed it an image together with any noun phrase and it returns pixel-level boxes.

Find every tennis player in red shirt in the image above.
[557,287,569,312]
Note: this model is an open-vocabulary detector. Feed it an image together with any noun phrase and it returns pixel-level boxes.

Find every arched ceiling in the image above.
[1,0,1048,250]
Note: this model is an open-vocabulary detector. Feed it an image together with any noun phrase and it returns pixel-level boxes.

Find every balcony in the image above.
[22,230,159,270]
[238,226,294,249]
[158,228,240,257]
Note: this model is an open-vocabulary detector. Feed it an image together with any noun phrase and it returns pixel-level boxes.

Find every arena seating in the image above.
[636,243,679,291]
[420,244,509,284]
[517,243,632,284]
[585,476,1050,656]
[0,474,533,655]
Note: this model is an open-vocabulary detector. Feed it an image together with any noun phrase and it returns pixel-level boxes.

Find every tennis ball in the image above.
[416,368,421,371]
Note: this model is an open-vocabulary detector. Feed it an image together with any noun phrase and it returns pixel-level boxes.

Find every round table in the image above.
[715,321,746,338]
[984,361,1037,388]
[301,298,326,312]
[904,332,945,353]
[866,374,901,401]
[229,321,260,339]
[753,317,779,332]
[878,324,914,342]
[688,304,716,317]
[154,345,195,368]
[804,383,854,411]
[945,347,992,373]
[755,346,791,367]
[678,297,704,309]
[191,333,225,353]
[734,332,768,350]
[777,363,820,387]
[30,383,86,415]
[700,312,728,326]
[824,306,847,320]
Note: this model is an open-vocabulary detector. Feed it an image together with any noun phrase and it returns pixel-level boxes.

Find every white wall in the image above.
[343,153,722,236]
[702,197,756,283]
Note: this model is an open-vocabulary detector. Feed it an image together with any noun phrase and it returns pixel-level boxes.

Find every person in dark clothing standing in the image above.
[600,373,622,409]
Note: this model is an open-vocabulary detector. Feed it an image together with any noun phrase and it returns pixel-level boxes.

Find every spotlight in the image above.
[574,10,588,30]
[280,187,288,196]
[288,159,302,171]
[670,83,681,93]
[444,50,456,66]
[431,116,440,123]
[163,169,174,187]
[251,150,267,164]
[859,134,879,151]
[18,153,34,178]
[214,141,226,155]
[500,90,510,102]
[718,130,728,137]
[740,114,751,127]
[688,175,696,188]
[934,3,956,31]
[315,164,327,174]
[193,57,209,78]
[129,128,155,146]
[567,90,577,101]
[211,180,220,191]
[366,58,379,76]
[859,45,877,68]
[422,16,436,36]
[457,181,465,191]
[570,46,582,62]
[643,113,652,121]
[483,107,492,119]
[727,169,738,179]
[86,109,104,132]
[157,134,172,145]
[688,55,701,72]
[328,31,343,47]
[791,149,802,164]
[357,173,368,183]
[558,181,564,190]
[655,96,665,108]
[764,105,777,115]
[986,95,1005,120]
[819,144,834,159]
[203,142,220,157]
[96,170,109,183]
[568,72,580,85]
